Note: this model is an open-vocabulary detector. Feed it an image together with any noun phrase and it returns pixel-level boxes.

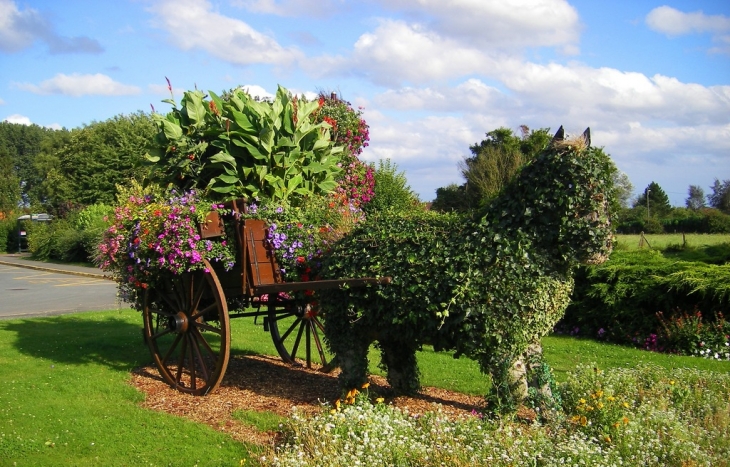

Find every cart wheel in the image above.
[143,259,230,395]
[268,303,333,372]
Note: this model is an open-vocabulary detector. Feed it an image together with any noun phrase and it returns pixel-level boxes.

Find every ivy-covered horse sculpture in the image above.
[319,127,616,411]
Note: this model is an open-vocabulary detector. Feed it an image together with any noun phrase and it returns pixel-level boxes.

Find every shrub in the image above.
[656,309,730,359]
[75,203,113,261]
[561,249,730,349]
[362,159,420,214]
[0,216,17,253]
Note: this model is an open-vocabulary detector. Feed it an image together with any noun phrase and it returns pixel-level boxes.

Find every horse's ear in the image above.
[582,127,591,147]
[551,126,564,143]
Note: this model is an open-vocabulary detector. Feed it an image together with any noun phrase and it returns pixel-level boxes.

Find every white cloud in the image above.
[372,0,581,52]
[374,80,508,113]
[0,97,5,105]
[0,0,103,54]
[3,114,32,125]
[14,73,141,96]
[646,6,730,36]
[646,6,730,54]
[492,60,730,127]
[231,0,345,17]
[308,20,496,86]
[147,0,302,66]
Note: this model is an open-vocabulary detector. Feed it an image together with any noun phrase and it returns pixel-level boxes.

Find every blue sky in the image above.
[1,0,728,205]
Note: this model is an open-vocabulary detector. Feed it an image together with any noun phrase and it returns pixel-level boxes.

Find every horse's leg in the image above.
[334,334,371,391]
[378,339,421,395]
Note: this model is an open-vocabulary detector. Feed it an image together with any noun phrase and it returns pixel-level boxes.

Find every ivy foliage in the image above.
[145,85,343,206]
[320,129,617,411]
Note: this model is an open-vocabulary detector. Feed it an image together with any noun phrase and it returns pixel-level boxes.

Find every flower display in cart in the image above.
[245,195,365,290]
[97,185,236,307]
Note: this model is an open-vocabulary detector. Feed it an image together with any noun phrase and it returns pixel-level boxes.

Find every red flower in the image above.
[208,100,219,115]
[297,256,306,263]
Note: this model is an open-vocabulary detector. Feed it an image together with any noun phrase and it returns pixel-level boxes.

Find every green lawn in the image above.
[1,309,729,466]
[615,233,729,251]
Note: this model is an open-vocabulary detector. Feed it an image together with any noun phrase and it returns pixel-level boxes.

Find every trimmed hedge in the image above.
[561,248,730,346]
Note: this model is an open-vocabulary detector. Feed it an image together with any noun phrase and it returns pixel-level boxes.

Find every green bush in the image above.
[561,249,730,351]
[0,217,17,253]
[27,218,89,263]
[75,203,113,261]
[362,159,420,214]
[26,220,53,260]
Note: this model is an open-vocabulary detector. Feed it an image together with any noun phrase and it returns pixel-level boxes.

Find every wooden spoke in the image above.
[143,259,230,395]
[268,303,333,372]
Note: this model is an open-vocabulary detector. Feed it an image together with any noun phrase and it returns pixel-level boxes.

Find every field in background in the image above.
[615,233,729,251]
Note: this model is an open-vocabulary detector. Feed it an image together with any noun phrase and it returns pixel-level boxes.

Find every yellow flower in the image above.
[669,380,675,385]
[622,402,630,408]
[580,415,588,426]
[607,396,616,402]
[361,382,370,389]
[595,390,604,398]
[579,398,586,405]
[613,422,620,428]
[604,435,612,443]
[596,402,604,409]
[334,399,341,410]
[330,409,337,414]
[376,397,384,404]
[622,416,629,425]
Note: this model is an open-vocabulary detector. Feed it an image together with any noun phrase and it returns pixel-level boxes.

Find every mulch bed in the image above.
[131,354,486,446]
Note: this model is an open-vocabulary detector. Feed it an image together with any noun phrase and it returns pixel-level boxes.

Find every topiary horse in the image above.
[319,127,616,412]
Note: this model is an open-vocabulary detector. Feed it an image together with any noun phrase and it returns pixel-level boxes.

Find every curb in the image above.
[0,259,113,281]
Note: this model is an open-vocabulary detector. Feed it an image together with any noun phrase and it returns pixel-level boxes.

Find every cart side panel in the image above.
[243,219,281,288]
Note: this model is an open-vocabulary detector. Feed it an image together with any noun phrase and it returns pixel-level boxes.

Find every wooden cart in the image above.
[141,200,389,395]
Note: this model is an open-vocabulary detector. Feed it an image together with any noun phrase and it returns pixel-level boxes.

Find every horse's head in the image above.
[486,126,616,268]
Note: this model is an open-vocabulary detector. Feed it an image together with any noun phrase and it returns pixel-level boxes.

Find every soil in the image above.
[131,354,486,447]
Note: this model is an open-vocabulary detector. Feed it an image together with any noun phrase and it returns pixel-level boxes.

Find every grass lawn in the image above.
[0,310,252,467]
[615,233,729,251]
[1,309,729,466]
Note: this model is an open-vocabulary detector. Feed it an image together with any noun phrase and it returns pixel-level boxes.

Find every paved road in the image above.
[0,264,126,319]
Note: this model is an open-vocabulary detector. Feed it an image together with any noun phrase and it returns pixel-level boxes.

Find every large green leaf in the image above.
[230,109,256,134]
[161,119,182,141]
[317,180,338,192]
[208,152,237,165]
[183,91,207,128]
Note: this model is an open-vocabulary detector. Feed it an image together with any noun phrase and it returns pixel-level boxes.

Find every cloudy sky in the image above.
[1,0,728,205]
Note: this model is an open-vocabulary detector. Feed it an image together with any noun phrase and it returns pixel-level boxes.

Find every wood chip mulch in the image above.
[131,354,486,447]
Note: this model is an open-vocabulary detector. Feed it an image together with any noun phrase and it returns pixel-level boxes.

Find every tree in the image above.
[686,185,706,210]
[707,179,730,214]
[634,182,671,217]
[458,144,525,205]
[363,159,419,213]
[612,171,633,209]
[51,112,155,207]
[0,121,59,206]
[433,125,551,211]
[430,183,471,212]
[0,143,20,212]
